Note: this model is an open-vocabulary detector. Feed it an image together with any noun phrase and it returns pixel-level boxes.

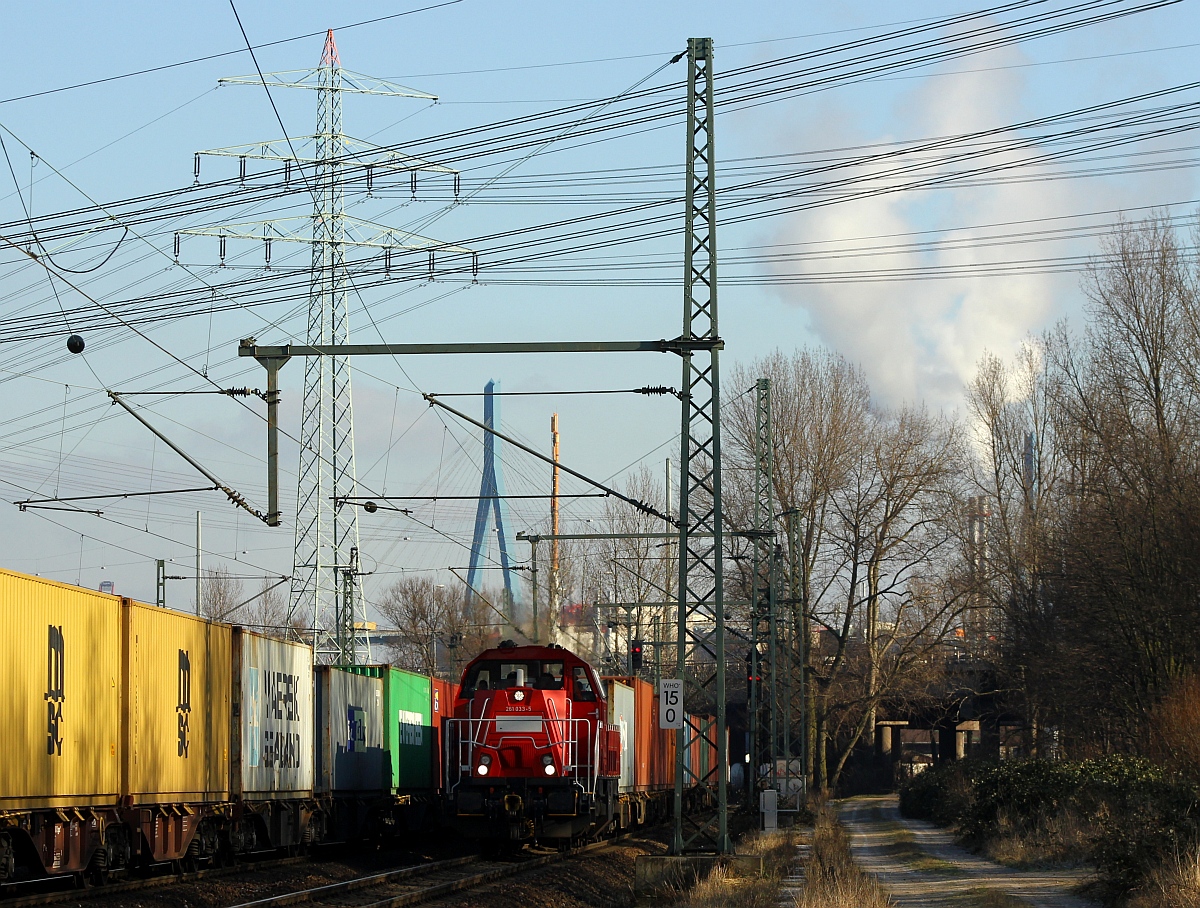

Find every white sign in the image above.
[659,679,684,729]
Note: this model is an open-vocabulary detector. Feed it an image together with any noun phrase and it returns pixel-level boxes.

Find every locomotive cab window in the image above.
[462,660,569,694]
[572,666,598,702]
[535,662,564,689]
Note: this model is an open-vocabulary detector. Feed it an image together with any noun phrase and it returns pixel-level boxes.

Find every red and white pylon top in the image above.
[321,29,340,68]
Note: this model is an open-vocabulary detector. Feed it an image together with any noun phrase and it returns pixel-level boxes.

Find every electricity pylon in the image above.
[181,31,465,664]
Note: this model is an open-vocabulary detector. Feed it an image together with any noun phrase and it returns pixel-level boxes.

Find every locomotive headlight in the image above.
[542,755,553,765]
[544,763,556,775]
[480,754,492,765]
[476,763,489,776]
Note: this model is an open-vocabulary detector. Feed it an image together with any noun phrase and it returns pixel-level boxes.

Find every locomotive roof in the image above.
[461,642,594,670]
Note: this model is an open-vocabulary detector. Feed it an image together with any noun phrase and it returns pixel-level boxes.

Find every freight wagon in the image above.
[601,676,675,828]
[0,572,231,883]
[0,564,721,884]
[315,665,385,842]
[229,627,317,853]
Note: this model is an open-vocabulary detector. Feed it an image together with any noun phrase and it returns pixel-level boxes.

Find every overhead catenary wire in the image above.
[0,0,1185,587]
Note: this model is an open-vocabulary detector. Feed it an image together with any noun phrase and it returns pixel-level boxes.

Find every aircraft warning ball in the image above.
[67,334,85,354]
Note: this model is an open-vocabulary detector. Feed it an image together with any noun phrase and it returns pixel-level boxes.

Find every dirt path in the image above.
[837,795,1098,908]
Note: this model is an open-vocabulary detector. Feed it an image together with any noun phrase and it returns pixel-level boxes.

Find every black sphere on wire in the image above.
[66,334,85,355]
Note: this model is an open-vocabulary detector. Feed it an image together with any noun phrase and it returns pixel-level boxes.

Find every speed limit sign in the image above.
[659,679,683,729]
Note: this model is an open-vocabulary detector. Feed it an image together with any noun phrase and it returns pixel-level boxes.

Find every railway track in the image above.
[0,855,309,907]
[0,833,637,908]
[227,851,569,908]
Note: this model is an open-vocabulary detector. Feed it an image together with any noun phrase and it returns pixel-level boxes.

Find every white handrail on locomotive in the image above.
[446,695,602,797]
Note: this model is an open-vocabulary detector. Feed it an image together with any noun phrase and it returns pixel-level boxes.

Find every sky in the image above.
[0,0,1197,616]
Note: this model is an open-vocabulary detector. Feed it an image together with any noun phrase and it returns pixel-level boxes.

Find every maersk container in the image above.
[230,627,314,799]
[314,666,384,793]
[0,569,122,811]
[603,679,636,792]
[123,600,231,803]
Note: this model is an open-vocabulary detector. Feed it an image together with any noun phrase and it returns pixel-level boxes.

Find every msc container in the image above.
[0,569,122,810]
[385,667,432,792]
[344,666,433,792]
[430,679,457,790]
[123,600,231,803]
[230,627,314,799]
[314,666,384,794]
[603,679,636,792]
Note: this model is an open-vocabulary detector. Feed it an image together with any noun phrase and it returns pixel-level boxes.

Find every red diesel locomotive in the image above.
[444,642,620,843]
[443,641,713,844]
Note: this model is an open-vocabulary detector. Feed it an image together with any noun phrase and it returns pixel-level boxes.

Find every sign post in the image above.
[659,679,683,729]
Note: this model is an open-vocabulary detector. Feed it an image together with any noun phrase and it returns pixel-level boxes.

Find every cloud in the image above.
[767,47,1089,413]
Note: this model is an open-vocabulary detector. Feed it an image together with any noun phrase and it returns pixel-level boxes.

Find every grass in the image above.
[796,803,894,908]
[1127,847,1200,908]
[961,887,1037,907]
[980,809,1091,870]
[666,828,798,908]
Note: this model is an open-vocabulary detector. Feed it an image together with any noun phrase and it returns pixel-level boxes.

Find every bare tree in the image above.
[377,576,493,678]
[241,577,290,638]
[198,564,245,622]
[969,214,1200,755]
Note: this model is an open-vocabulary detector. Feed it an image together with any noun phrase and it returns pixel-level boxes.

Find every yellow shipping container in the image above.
[123,601,230,803]
[0,569,122,810]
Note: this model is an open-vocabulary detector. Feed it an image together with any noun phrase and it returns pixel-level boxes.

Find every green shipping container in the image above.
[348,666,432,791]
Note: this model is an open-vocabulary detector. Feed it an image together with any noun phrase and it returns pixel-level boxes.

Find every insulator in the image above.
[239,156,246,185]
[384,247,392,275]
[264,238,272,267]
[193,154,201,184]
[284,160,292,185]
[173,233,180,261]
[454,173,460,198]
[428,251,435,281]
[410,170,417,197]
[472,252,479,280]
[366,165,374,195]
[219,235,226,265]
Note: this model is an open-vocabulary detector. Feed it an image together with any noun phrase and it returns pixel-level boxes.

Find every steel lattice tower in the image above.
[184,31,463,664]
[291,34,361,663]
[672,37,730,855]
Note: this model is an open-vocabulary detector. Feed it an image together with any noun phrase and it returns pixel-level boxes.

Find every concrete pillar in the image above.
[955,730,967,760]
[879,725,893,756]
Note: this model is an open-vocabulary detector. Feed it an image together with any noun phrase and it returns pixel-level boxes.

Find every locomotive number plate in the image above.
[496,717,543,732]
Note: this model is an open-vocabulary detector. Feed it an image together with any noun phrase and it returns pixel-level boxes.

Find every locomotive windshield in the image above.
[463,660,583,695]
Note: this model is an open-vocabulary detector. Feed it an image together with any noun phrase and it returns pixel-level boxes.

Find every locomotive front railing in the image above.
[445,715,600,796]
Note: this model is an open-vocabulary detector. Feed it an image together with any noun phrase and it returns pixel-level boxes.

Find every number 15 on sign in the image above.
[659,679,683,729]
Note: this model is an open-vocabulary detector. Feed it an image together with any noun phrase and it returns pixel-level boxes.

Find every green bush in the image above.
[902,755,1200,892]
[898,760,987,825]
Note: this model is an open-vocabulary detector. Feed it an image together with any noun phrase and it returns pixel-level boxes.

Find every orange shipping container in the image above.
[122,600,231,803]
[430,678,457,790]
[648,692,677,789]
[0,569,122,810]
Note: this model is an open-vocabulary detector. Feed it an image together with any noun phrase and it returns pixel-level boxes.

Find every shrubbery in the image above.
[898,756,1200,892]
